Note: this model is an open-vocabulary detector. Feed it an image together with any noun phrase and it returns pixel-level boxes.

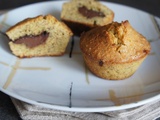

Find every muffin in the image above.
[80,20,151,80]
[61,0,114,36]
[6,15,73,58]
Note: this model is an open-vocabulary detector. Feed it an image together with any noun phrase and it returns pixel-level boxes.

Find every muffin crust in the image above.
[80,20,151,80]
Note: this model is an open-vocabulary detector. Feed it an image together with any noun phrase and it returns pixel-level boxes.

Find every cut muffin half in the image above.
[61,0,114,36]
[6,14,73,58]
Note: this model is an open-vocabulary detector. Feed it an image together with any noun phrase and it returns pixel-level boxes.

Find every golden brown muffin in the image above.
[80,20,151,80]
[6,15,73,58]
[61,0,114,36]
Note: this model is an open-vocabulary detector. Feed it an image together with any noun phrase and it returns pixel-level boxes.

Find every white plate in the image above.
[0,1,160,112]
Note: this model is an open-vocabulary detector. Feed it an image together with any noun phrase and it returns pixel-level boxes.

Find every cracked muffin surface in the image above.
[80,20,151,80]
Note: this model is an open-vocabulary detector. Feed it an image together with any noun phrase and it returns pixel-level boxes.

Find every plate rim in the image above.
[1,87,160,112]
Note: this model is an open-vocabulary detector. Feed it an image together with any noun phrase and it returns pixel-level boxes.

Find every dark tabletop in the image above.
[0,0,160,120]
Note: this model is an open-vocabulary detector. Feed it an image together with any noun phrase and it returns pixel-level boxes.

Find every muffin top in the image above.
[80,20,151,63]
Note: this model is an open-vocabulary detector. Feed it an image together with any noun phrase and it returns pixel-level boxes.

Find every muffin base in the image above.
[62,19,93,36]
[83,55,146,80]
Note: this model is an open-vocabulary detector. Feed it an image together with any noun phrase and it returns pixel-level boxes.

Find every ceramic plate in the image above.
[0,1,160,112]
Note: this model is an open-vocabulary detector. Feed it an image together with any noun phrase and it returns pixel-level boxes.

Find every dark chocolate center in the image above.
[13,31,49,48]
[78,6,105,18]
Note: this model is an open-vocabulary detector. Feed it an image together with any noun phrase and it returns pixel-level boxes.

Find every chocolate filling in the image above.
[99,60,104,67]
[78,6,105,18]
[13,31,49,48]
